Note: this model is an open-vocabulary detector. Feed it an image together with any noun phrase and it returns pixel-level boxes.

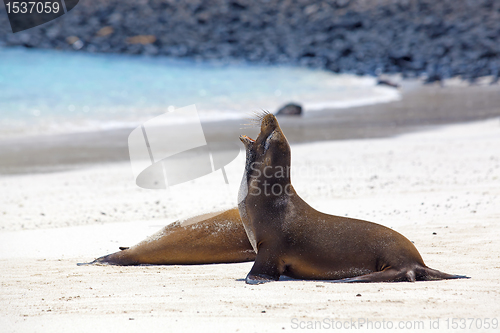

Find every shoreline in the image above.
[1,81,500,175]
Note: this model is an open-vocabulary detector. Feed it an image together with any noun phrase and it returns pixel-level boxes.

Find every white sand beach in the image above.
[1,118,499,332]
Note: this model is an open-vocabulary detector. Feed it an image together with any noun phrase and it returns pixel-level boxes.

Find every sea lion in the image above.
[83,208,255,265]
[238,111,468,284]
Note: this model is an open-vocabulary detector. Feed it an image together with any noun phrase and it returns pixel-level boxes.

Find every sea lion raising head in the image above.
[238,112,468,284]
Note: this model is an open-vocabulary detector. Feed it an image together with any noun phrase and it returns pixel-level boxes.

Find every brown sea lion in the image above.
[238,111,468,284]
[82,208,255,265]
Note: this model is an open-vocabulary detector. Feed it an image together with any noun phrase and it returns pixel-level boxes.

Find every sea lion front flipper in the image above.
[245,246,283,285]
[245,273,277,285]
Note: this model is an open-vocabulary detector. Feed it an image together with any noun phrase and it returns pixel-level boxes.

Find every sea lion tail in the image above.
[416,266,470,281]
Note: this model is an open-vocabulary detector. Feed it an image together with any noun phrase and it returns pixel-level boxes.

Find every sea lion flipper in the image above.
[81,250,139,266]
[329,268,410,283]
[245,273,277,285]
[330,266,470,283]
[245,247,282,285]
[415,266,470,281]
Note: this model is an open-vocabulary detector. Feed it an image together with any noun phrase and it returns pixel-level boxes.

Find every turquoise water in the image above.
[0,47,399,137]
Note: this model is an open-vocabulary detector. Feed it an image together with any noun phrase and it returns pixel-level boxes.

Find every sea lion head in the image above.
[239,112,291,190]
[240,112,290,168]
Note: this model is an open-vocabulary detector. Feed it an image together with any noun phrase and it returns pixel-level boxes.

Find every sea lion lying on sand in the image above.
[82,208,254,265]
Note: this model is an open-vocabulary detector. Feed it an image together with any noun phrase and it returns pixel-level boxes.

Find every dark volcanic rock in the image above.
[377,79,400,88]
[1,0,499,81]
[276,103,303,116]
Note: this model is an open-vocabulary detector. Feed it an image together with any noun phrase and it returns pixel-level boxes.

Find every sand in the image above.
[1,116,499,332]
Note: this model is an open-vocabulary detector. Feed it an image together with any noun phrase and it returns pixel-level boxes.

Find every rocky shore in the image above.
[1,0,499,81]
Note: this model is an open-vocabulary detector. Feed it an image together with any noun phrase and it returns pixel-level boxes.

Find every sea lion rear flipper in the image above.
[330,266,470,283]
[78,250,139,266]
[330,268,412,283]
[416,266,470,281]
[245,247,283,285]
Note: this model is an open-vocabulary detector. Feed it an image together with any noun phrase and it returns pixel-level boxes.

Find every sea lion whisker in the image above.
[243,116,261,123]
[241,118,261,128]
[241,119,258,124]
[245,111,266,124]
[249,110,270,124]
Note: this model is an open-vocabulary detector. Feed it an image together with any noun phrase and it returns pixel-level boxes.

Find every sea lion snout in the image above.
[239,135,255,148]
[240,112,281,151]
[240,112,291,171]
